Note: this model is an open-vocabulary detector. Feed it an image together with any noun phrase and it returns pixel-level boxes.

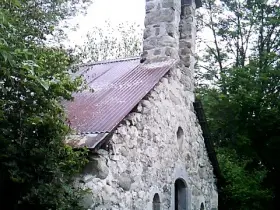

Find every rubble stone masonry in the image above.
[78,0,218,209]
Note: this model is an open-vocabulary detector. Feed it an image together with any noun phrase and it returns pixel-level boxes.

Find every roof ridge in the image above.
[80,56,140,67]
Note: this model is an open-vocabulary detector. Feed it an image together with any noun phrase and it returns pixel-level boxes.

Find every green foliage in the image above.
[199,60,280,208]
[218,148,272,210]
[0,0,91,209]
[197,0,280,209]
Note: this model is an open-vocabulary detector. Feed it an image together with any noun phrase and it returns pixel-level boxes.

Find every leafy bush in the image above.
[0,0,92,209]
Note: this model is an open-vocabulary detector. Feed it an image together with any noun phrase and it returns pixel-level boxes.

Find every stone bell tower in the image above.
[141,0,202,91]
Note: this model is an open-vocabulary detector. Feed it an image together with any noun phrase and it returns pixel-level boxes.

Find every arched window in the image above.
[175,179,187,210]
[200,203,205,210]
[176,126,184,147]
[152,193,160,210]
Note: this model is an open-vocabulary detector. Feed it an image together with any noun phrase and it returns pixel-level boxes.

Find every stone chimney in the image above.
[141,0,202,91]
[141,0,201,66]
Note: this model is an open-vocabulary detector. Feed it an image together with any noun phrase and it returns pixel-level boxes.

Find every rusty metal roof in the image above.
[64,57,175,148]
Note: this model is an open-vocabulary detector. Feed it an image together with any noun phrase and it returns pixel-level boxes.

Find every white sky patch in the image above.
[66,0,145,46]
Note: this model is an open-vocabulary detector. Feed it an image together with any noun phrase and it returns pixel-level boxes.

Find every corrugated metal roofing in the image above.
[64,57,175,148]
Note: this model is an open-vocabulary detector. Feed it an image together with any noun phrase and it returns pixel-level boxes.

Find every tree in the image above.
[0,0,92,209]
[78,21,143,63]
[197,0,280,209]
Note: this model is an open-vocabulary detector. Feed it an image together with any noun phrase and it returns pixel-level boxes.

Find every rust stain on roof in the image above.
[64,57,175,148]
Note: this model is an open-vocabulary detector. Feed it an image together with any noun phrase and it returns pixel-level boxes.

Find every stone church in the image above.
[64,0,219,209]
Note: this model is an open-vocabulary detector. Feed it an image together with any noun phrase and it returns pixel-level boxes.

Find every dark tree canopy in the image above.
[197,0,280,209]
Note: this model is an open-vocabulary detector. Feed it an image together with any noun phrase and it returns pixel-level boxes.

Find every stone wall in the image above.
[141,0,181,63]
[141,0,197,91]
[179,1,197,93]
[78,65,218,210]
[77,0,218,209]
